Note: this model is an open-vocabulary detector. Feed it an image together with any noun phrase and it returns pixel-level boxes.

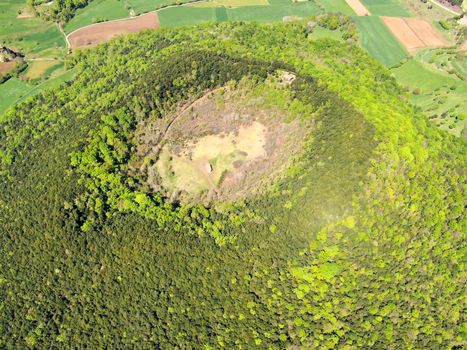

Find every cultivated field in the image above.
[0,77,31,118]
[345,0,370,16]
[354,16,408,66]
[0,68,78,119]
[315,0,355,16]
[64,0,130,34]
[68,12,160,49]
[382,16,451,51]
[0,1,65,57]
[159,0,322,25]
[361,0,411,17]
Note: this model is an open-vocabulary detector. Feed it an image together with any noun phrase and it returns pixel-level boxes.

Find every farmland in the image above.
[361,0,411,16]
[392,59,466,136]
[158,0,322,25]
[22,60,64,81]
[0,1,65,57]
[382,16,451,51]
[0,20,465,349]
[0,67,78,119]
[0,77,31,118]
[354,16,408,66]
[64,0,130,34]
[315,0,355,16]
[68,12,160,49]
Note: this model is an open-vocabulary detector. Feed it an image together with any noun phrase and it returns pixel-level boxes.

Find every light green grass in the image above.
[354,16,408,67]
[161,0,322,25]
[0,1,65,57]
[308,26,344,41]
[392,60,466,136]
[360,0,411,16]
[227,1,321,21]
[315,0,355,16]
[64,0,130,33]
[0,78,32,117]
[0,68,78,120]
[393,59,465,91]
[158,7,220,26]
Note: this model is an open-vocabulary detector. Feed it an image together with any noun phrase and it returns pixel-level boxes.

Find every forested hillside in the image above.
[0,21,465,349]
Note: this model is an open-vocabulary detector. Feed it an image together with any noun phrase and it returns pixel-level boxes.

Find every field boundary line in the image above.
[402,17,429,49]
[65,0,205,47]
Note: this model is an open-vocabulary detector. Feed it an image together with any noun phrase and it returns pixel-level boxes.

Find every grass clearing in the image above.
[360,0,411,16]
[64,0,130,34]
[354,16,408,66]
[228,1,321,21]
[308,26,344,41]
[392,59,466,136]
[158,7,220,26]
[0,0,65,57]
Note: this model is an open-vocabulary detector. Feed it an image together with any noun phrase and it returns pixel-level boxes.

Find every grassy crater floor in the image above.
[132,76,309,203]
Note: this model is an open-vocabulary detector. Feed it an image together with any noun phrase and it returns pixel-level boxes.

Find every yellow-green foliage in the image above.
[0,20,464,349]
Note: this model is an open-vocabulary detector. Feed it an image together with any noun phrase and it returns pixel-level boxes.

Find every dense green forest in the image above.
[0,20,465,349]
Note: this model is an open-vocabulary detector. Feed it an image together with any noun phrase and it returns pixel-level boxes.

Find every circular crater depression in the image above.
[132,77,310,203]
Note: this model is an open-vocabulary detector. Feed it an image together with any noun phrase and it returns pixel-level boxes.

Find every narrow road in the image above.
[429,0,462,15]
[64,0,205,49]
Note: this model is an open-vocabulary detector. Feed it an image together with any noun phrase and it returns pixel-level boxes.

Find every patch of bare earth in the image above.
[0,62,17,74]
[68,12,160,49]
[130,84,309,204]
[345,0,370,16]
[382,16,451,51]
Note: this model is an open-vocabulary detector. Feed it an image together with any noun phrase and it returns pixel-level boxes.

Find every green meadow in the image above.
[159,0,322,26]
[360,0,411,17]
[0,68,78,119]
[64,0,130,33]
[315,0,355,16]
[0,1,65,57]
[0,78,31,118]
[354,16,408,67]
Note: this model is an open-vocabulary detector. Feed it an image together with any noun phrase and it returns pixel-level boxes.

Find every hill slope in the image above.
[0,21,465,349]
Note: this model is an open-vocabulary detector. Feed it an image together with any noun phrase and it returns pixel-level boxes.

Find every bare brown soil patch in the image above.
[68,12,160,49]
[0,62,17,74]
[382,16,451,51]
[345,0,370,16]
[131,83,309,204]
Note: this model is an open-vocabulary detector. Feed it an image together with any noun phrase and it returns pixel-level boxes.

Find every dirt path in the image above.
[163,88,223,140]
[429,0,462,15]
